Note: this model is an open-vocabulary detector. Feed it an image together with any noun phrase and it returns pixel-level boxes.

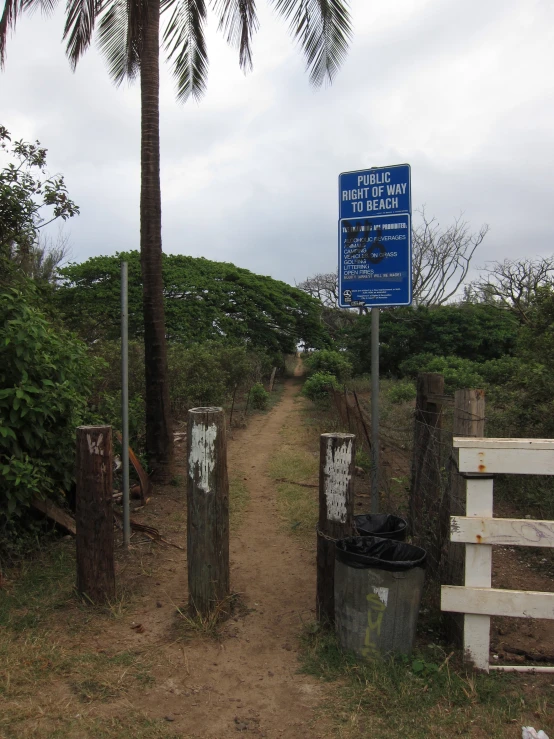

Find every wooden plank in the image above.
[31,497,76,536]
[442,586,554,620]
[457,446,554,475]
[451,517,554,547]
[463,476,492,671]
[490,665,554,673]
[454,438,554,450]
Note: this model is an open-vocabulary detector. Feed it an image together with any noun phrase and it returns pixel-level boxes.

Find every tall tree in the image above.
[1,0,352,481]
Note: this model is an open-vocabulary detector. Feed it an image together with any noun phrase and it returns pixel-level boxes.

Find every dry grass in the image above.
[300,628,554,739]
[0,543,186,739]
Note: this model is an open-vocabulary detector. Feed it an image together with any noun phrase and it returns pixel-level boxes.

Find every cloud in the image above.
[1,0,553,287]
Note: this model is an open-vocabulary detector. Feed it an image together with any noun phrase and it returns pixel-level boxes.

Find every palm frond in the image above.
[272,0,351,86]
[1,0,58,66]
[96,0,146,83]
[212,0,258,72]
[63,0,101,68]
[161,0,208,102]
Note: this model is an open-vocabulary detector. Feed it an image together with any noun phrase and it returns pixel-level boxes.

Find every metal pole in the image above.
[371,307,380,513]
[121,261,130,548]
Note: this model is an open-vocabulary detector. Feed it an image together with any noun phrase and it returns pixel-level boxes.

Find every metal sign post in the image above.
[337,165,412,513]
[121,261,130,548]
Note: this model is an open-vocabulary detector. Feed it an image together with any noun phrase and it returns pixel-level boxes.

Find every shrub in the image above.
[304,350,352,383]
[399,354,484,394]
[250,383,269,410]
[0,287,93,517]
[302,372,340,401]
[387,380,416,404]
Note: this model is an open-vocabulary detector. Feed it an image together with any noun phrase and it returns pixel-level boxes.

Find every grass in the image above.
[299,627,553,739]
[0,542,173,738]
[269,442,318,540]
[229,476,250,530]
[174,591,245,641]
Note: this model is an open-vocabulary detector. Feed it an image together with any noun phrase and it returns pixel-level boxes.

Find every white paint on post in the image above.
[189,422,218,493]
[87,433,104,456]
[372,586,389,606]
[323,438,353,523]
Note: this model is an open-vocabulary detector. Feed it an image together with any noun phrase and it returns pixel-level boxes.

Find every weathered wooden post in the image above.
[316,432,355,624]
[187,407,230,616]
[76,425,115,603]
[441,389,485,644]
[268,367,277,392]
[410,372,444,570]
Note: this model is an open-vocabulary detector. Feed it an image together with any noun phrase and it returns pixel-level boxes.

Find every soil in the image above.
[75,368,331,738]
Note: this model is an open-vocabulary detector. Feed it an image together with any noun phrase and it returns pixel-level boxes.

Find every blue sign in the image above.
[338,165,412,308]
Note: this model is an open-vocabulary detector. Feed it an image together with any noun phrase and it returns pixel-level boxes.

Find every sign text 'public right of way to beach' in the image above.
[338,164,412,308]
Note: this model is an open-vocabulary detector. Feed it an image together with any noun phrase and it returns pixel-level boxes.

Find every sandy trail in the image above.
[116,370,328,738]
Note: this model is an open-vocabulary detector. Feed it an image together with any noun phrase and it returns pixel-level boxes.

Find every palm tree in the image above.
[1,0,352,482]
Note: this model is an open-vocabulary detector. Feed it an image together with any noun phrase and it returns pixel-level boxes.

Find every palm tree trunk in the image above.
[140,0,174,482]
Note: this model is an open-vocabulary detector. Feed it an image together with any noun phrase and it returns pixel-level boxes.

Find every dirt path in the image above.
[115,373,328,738]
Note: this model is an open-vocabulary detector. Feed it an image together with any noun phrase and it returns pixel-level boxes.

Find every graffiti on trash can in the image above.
[361,590,388,658]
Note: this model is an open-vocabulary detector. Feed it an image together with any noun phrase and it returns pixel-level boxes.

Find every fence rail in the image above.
[441,437,554,673]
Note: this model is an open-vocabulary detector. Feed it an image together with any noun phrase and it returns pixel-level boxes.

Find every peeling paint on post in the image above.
[189,422,218,492]
[187,407,230,616]
[317,432,355,624]
[323,437,353,523]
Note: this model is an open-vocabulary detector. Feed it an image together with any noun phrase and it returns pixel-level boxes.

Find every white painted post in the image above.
[463,474,494,671]
[317,432,356,624]
[187,407,230,616]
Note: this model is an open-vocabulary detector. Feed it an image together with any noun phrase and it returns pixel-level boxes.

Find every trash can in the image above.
[354,513,407,541]
[334,536,426,660]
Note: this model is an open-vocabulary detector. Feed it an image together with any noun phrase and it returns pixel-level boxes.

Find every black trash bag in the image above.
[354,513,407,541]
[335,535,426,571]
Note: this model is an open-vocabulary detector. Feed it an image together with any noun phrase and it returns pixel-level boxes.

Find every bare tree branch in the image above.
[467,257,554,323]
[412,207,488,306]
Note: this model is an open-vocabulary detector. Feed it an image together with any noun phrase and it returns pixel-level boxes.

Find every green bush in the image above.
[387,380,416,404]
[302,372,340,401]
[399,353,484,394]
[250,382,269,410]
[304,350,352,383]
[0,287,93,517]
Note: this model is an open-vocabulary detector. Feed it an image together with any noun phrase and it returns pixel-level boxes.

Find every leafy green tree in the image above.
[343,304,519,377]
[0,285,93,518]
[57,251,330,352]
[1,0,353,483]
[0,126,79,284]
[304,349,352,382]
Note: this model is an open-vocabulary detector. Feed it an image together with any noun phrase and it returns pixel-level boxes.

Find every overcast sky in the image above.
[2,0,553,288]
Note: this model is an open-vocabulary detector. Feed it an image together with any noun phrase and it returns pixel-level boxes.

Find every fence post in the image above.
[410,373,444,571]
[268,367,277,392]
[76,425,115,603]
[187,407,230,616]
[316,432,355,624]
[441,389,485,644]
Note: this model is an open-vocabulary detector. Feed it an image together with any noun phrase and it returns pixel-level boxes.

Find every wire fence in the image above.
[330,378,487,607]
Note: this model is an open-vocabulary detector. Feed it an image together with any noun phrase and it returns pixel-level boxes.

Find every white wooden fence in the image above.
[441,438,554,673]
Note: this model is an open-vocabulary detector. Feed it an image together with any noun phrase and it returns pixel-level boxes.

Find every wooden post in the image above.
[75,425,115,603]
[409,373,444,572]
[316,432,355,625]
[268,367,277,392]
[441,389,485,644]
[187,407,230,616]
